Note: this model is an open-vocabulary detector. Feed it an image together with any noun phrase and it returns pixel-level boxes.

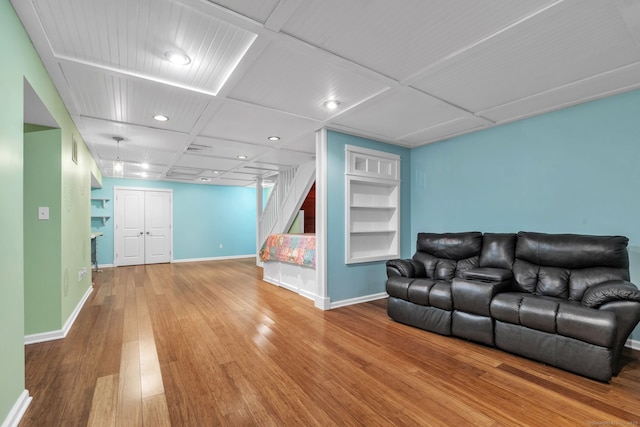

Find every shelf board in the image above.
[91,198,111,208]
[350,230,396,234]
[350,205,396,209]
[91,215,111,225]
[346,253,399,264]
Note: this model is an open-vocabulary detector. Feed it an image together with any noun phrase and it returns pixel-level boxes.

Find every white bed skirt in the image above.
[262,260,317,301]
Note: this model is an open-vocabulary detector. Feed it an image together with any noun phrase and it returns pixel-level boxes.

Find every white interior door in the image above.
[144,191,172,264]
[115,190,145,266]
[114,188,172,266]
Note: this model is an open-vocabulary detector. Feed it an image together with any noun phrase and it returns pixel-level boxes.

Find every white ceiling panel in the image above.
[174,153,244,171]
[32,0,257,95]
[11,0,640,184]
[279,132,317,154]
[92,143,177,165]
[281,0,557,81]
[410,0,640,112]
[102,161,165,180]
[480,62,640,123]
[333,86,469,140]
[215,172,260,182]
[101,167,163,181]
[200,101,320,143]
[60,62,214,132]
[205,0,280,23]
[252,149,315,167]
[238,163,283,177]
[229,43,390,121]
[76,117,190,152]
[189,136,269,160]
[400,117,487,146]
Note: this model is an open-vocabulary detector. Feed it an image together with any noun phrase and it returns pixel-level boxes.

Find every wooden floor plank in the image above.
[87,374,118,427]
[142,394,170,427]
[21,258,640,426]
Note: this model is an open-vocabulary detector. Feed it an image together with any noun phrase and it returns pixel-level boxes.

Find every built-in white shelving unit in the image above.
[345,145,400,264]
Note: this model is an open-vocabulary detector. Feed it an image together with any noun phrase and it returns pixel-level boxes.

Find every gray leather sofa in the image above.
[386,231,640,382]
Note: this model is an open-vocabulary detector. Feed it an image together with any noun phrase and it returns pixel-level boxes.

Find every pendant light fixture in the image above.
[113,136,124,178]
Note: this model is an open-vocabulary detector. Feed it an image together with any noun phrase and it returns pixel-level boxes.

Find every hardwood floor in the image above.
[21,258,640,426]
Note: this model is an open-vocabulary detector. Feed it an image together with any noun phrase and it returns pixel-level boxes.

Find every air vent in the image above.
[186,144,210,153]
[166,167,204,182]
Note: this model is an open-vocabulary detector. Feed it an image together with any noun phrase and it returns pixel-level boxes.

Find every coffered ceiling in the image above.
[12,0,640,186]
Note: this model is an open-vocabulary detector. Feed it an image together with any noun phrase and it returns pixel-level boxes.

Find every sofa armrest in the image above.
[452,277,512,317]
[461,267,512,282]
[386,259,419,278]
[582,280,640,309]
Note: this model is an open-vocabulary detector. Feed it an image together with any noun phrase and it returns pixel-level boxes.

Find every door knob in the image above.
[139,232,143,235]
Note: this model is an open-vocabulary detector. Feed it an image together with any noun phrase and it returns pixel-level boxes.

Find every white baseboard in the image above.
[104,254,256,267]
[315,296,331,310]
[626,337,640,351]
[93,263,114,269]
[1,390,31,427]
[172,254,255,263]
[329,292,388,309]
[298,288,317,302]
[24,286,93,345]
[262,274,318,302]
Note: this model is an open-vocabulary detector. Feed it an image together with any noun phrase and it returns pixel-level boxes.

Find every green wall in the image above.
[0,0,100,423]
[0,0,27,417]
[24,129,62,334]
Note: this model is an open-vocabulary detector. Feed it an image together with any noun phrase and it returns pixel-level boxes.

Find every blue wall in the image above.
[326,130,412,302]
[410,89,640,340]
[91,178,257,265]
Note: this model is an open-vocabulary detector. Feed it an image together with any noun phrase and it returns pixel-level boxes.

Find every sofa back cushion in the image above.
[513,232,630,300]
[413,232,482,281]
[479,233,517,269]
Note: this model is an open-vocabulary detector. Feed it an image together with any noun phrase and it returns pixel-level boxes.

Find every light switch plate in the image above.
[38,207,49,220]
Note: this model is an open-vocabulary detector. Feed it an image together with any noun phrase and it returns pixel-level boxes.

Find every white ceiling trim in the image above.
[264,0,304,32]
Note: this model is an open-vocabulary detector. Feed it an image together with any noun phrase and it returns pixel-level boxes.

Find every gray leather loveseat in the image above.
[386,231,640,382]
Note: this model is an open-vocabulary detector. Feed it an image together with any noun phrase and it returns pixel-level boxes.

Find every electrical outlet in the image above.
[38,206,49,220]
[78,267,89,282]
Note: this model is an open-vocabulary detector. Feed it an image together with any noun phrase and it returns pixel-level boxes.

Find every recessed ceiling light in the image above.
[267,136,280,141]
[164,51,191,65]
[323,100,341,110]
[237,155,248,159]
[140,163,149,169]
[200,177,211,182]
[153,114,169,122]
[213,171,220,174]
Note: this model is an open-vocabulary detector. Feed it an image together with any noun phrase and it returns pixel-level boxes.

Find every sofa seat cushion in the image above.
[386,277,452,310]
[490,293,616,347]
[386,276,413,300]
[407,279,452,310]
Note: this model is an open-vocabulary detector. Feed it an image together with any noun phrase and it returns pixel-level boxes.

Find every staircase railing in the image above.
[257,161,315,253]
[258,166,296,246]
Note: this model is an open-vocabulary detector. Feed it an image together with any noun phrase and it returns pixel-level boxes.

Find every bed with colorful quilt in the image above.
[259,233,316,300]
